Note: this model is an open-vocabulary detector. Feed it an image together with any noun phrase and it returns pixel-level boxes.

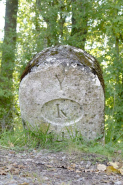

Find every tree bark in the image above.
[36,0,59,47]
[0,0,18,131]
[71,0,88,50]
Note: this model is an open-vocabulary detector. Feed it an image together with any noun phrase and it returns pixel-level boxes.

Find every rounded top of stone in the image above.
[20,45,104,91]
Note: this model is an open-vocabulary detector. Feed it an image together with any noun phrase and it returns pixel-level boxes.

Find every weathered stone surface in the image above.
[19,45,105,141]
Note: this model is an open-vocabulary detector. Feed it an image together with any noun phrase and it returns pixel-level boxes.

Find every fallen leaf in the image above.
[106,161,123,175]
[67,166,74,171]
[45,164,53,168]
[106,166,120,175]
[0,169,7,175]
[101,180,110,183]
[18,165,25,169]
[97,164,106,171]
[119,167,123,175]
[71,164,76,168]
[76,170,81,173]
[84,169,94,172]
[9,151,15,154]
[67,163,77,171]
[108,162,120,169]
[22,173,30,177]
[12,163,18,168]
[12,169,20,175]
[6,165,14,172]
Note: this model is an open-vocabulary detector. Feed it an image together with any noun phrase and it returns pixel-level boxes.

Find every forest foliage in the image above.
[0,0,123,143]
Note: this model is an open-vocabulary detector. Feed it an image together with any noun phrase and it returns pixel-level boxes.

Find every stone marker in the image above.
[19,45,105,141]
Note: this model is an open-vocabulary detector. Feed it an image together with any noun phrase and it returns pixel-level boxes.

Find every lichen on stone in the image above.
[20,45,104,91]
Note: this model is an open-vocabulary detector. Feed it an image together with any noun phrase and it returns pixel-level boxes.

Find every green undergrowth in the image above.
[0,127,123,160]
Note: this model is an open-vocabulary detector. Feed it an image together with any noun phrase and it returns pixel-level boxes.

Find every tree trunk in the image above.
[0,0,18,131]
[36,0,59,47]
[70,0,88,50]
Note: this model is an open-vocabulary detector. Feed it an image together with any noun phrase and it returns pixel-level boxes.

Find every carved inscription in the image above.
[55,74,65,90]
[56,104,61,118]
[56,103,67,118]
[41,99,83,126]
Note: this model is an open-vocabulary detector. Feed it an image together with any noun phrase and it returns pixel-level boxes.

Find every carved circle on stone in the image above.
[41,99,83,126]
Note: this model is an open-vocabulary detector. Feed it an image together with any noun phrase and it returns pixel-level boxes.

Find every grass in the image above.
[0,125,123,161]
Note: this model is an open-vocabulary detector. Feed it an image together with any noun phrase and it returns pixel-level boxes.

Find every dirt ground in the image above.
[0,147,123,185]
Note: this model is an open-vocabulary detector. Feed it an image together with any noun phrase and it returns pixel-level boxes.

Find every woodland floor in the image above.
[0,147,123,185]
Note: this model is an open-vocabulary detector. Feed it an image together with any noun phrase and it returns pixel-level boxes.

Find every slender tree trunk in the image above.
[71,0,88,50]
[35,0,46,51]
[0,0,18,131]
[115,36,120,84]
[35,0,59,47]
[58,1,66,41]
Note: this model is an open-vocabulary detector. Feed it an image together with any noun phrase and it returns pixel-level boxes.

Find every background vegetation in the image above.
[0,0,123,148]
